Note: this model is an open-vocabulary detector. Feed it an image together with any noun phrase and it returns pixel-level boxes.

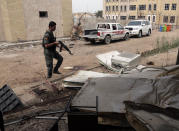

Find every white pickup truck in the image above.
[83,23,130,44]
[125,20,152,38]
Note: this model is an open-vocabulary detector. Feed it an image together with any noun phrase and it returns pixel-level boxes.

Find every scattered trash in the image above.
[64,67,74,70]
[146,61,154,65]
[63,70,118,88]
[0,85,23,113]
[63,66,85,71]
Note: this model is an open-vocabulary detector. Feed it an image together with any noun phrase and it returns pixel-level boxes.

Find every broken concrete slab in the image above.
[96,51,121,72]
[63,70,118,88]
[125,101,179,131]
[111,52,141,69]
[96,51,141,72]
[72,75,179,126]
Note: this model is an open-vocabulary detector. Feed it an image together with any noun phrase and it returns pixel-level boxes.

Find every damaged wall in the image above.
[0,0,72,42]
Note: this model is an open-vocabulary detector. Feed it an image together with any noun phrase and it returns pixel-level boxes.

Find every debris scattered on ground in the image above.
[146,61,154,65]
[72,66,179,127]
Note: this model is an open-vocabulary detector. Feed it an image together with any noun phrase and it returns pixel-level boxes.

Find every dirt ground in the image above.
[0,29,179,105]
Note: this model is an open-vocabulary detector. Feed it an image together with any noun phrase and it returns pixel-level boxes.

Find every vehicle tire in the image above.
[138,31,142,38]
[147,29,151,36]
[104,35,111,44]
[90,40,96,44]
[123,33,129,40]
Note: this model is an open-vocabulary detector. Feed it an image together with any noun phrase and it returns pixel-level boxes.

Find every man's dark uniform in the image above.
[42,30,63,77]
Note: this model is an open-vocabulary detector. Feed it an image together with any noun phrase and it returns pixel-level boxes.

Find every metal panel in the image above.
[0,85,22,113]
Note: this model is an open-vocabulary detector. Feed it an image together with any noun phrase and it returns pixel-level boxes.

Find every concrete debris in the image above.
[111,52,141,69]
[125,101,179,131]
[96,51,141,72]
[72,66,179,126]
[63,70,118,88]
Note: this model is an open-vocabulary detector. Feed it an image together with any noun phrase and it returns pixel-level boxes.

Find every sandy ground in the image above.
[0,29,179,105]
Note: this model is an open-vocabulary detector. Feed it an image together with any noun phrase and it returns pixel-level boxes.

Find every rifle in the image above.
[58,41,73,55]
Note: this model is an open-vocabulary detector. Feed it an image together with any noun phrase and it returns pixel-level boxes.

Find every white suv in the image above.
[125,20,152,38]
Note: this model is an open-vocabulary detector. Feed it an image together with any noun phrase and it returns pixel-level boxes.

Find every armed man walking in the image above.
[42,21,63,78]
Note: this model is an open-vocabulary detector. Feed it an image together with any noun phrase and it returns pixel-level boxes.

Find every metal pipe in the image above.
[38,110,64,116]
[35,116,59,120]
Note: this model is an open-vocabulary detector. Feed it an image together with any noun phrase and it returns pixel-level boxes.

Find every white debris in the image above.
[63,70,118,88]
[96,51,141,72]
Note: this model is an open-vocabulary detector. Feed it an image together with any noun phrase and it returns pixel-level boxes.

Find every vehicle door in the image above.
[111,24,118,40]
[117,24,125,38]
[142,21,148,34]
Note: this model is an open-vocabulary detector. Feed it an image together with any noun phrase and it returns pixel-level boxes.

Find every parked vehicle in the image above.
[125,20,152,38]
[83,23,130,44]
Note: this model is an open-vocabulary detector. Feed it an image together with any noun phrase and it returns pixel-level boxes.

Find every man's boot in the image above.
[47,68,52,78]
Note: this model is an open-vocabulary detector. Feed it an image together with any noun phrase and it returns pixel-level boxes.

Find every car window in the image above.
[128,21,142,26]
[117,24,123,30]
[142,21,146,25]
[106,24,110,29]
[97,24,106,29]
[112,24,117,30]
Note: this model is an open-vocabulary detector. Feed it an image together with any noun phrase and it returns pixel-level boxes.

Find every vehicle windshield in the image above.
[128,21,142,26]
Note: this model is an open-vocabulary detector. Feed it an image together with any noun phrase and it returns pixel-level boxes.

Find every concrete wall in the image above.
[0,0,26,42]
[0,0,72,42]
[61,0,73,36]
[22,0,63,41]
[0,3,5,42]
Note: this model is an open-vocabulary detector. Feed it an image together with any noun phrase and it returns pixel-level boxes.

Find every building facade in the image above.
[0,0,72,42]
[103,0,179,27]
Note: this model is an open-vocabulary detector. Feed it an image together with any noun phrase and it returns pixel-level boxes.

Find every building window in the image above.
[163,16,168,23]
[172,4,177,10]
[138,16,145,19]
[39,11,48,18]
[139,5,146,10]
[130,5,136,10]
[109,6,111,11]
[165,4,170,10]
[106,6,108,12]
[149,4,152,11]
[124,5,127,11]
[170,16,175,23]
[154,4,157,10]
[148,15,151,21]
[129,16,136,20]
[116,6,118,11]
[113,6,115,11]
[153,15,156,22]
[120,6,123,11]
[120,16,126,20]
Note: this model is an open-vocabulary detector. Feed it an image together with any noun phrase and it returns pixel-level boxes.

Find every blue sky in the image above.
[72,0,103,13]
